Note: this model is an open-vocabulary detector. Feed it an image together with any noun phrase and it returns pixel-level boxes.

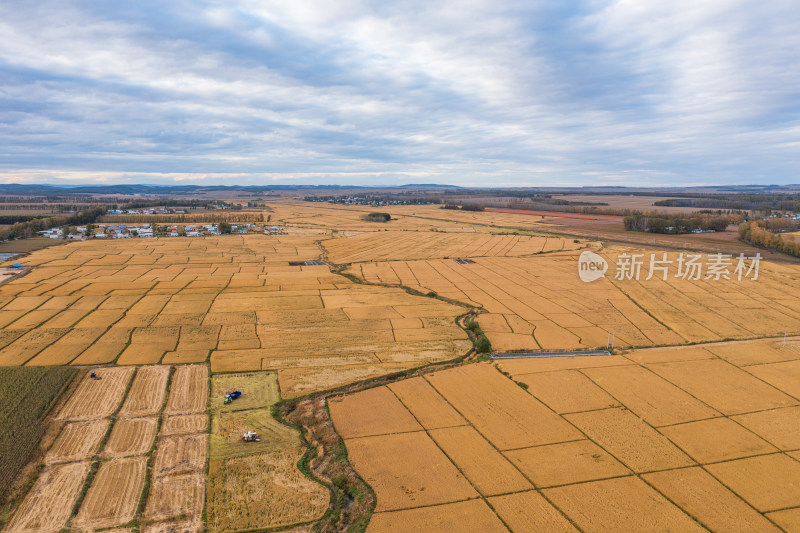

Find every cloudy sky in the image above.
[0,0,798,187]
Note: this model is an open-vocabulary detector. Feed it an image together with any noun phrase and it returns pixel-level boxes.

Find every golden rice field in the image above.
[329,337,800,532]
[349,245,800,351]
[269,201,568,233]
[0,235,470,397]
[323,230,584,263]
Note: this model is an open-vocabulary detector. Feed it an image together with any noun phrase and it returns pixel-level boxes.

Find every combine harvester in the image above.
[242,430,261,442]
[224,390,241,404]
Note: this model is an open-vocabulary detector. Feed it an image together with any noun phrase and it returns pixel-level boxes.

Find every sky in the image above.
[0,0,798,187]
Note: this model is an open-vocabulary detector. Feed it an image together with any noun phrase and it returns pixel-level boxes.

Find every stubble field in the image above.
[5,364,210,532]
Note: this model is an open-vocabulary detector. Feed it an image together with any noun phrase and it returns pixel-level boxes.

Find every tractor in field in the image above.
[242,430,261,442]
[224,390,241,404]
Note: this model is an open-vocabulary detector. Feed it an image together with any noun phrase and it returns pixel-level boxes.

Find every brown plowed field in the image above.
[119,365,170,417]
[72,456,147,530]
[5,461,90,533]
[44,420,108,464]
[56,366,134,420]
[164,364,208,414]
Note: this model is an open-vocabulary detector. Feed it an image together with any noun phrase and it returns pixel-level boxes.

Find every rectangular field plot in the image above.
[706,454,800,512]
[144,471,205,525]
[102,416,158,458]
[367,499,508,533]
[488,491,578,533]
[153,434,208,476]
[428,426,532,496]
[564,408,694,472]
[425,364,581,449]
[44,420,108,464]
[73,456,147,530]
[345,431,478,511]
[505,439,629,488]
[119,365,170,417]
[543,477,705,532]
[732,407,800,451]
[642,467,781,532]
[56,366,134,420]
[210,371,278,412]
[582,365,719,426]
[161,414,208,436]
[387,376,467,429]
[328,387,422,439]
[515,369,619,414]
[164,365,208,414]
[659,417,777,463]
[647,359,797,415]
[5,461,90,533]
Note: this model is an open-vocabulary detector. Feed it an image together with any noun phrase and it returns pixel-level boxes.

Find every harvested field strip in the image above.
[45,420,108,464]
[144,471,205,525]
[102,416,158,458]
[161,414,208,436]
[164,364,208,414]
[119,365,170,417]
[153,434,208,476]
[56,366,134,420]
[72,456,147,530]
[4,461,90,533]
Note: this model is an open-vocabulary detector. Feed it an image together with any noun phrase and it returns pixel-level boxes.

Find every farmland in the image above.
[0,366,78,505]
[0,233,471,396]
[4,364,211,532]
[2,197,800,532]
[348,247,800,351]
[206,371,327,532]
[329,337,800,531]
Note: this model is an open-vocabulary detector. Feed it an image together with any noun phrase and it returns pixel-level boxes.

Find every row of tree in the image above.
[623,212,740,234]
[739,221,800,257]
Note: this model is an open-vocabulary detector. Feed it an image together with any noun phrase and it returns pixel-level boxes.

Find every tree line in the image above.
[739,221,800,257]
[623,212,741,234]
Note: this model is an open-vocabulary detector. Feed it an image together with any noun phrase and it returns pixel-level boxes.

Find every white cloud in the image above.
[0,0,797,185]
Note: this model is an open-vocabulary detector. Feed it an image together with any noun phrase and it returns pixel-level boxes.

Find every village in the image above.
[38,222,285,240]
